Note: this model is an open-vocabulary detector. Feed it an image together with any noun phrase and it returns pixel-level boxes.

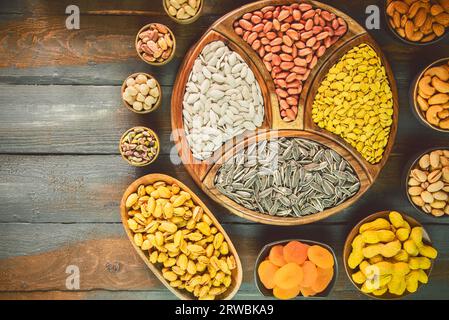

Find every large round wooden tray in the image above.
[171,0,399,226]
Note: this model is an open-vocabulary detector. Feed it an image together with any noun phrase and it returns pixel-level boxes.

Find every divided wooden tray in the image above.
[171,0,399,226]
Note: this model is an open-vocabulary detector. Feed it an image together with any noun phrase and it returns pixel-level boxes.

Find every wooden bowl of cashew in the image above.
[410,57,449,133]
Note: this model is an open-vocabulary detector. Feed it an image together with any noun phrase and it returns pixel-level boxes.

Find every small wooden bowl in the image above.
[162,0,203,25]
[135,23,176,66]
[121,73,162,114]
[254,239,338,299]
[119,126,160,167]
[343,210,434,299]
[403,147,449,218]
[383,0,449,46]
[120,173,243,300]
[410,57,449,133]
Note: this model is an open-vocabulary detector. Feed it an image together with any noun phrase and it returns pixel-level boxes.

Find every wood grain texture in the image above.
[1,0,449,300]
[0,223,447,299]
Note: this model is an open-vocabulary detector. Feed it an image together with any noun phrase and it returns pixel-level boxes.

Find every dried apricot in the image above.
[308,245,334,269]
[257,260,279,289]
[311,266,334,293]
[283,240,309,265]
[299,285,317,297]
[273,285,301,300]
[269,245,287,267]
[274,262,303,290]
[300,261,318,288]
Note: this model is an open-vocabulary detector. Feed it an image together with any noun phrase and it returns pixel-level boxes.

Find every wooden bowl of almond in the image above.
[411,57,449,132]
[135,23,176,66]
[406,148,449,217]
[385,0,449,45]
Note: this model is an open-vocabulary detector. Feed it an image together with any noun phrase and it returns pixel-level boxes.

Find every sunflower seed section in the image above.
[183,40,264,160]
[214,137,360,217]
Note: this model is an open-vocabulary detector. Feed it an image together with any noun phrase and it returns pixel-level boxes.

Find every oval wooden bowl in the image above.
[120,173,243,300]
[121,72,162,114]
[135,23,176,66]
[410,57,449,133]
[119,126,160,167]
[254,239,338,299]
[343,210,434,299]
[162,0,203,25]
[403,147,449,219]
[383,0,449,47]
[171,0,399,225]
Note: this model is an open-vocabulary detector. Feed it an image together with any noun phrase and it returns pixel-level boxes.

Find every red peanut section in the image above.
[233,3,347,122]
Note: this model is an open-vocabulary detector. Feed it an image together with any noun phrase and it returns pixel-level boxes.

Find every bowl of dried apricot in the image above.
[344,211,438,299]
[255,240,337,299]
[411,57,449,132]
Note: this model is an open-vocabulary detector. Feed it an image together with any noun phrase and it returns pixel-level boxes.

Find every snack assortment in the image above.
[136,23,175,64]
[125,180,238,300]
[347,211,438,297]
[386,0,449,43]
[234,3,347,122]
[408,149,449,216]
[257,241,335,299]
[415,60,449,130]
[122,73,161,113]
[312,44,394,164]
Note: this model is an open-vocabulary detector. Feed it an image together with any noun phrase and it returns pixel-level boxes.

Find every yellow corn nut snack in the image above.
[393,249,409,262]
[388,274,406,295]
[404,239,419,256]
[372,286,388,296]
[410,227,424,247]
[405,271,420,293]
[352,271,366,284]
[409,257,431,270]
[359,218,391,233]
[361,230,395,244]
[389,211,405,228]
[418,244,438,259]
[362,240,401,258]
[396,228,410,241]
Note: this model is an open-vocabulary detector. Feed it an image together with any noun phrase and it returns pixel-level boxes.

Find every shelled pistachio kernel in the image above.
[125,181,237,299]
[165,0,201,20]
[122,74,160,112]
[312,43,394,164]
[120,127,158,165]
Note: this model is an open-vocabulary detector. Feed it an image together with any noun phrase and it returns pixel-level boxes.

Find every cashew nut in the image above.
[435,12,449,27]
[438,109,449,119]
[440,118,449,129]
[425,66,449,81]
[428,93,449,105]
[417,95,429,111]
[405,21,423,41]
[408,1,428,19]
[426,105,443,125]
[431,76,449,93]
[418,88,432,99]
[418,76,436,96]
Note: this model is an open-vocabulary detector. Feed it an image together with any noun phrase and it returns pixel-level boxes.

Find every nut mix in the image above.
[258,241,335,299]
[386,0,449,43]
[233,3,347,122]
[408,149,449,216]
[348,211,438,296]
[416,60,449,130]
[122,74,160,112]
[136,23,175,64]
[120,127,159,166]
[165,0,202,21]
[312,44,394,164]
[183,40,264,160]
[125,180,237,300]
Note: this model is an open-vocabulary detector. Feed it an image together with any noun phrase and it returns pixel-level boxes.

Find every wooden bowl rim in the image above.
[162,0,204,24]
[403,146,449,219]
[135,23,176,66]
[383,0,449,46]
[254,239,338,299]
[121,72,162,114]
[119,126,160,167]
[343,210,434,300]
[411,57,449,133]
[119,173,243,300]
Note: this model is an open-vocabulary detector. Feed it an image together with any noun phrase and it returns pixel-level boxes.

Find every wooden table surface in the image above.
[0,0,448,300]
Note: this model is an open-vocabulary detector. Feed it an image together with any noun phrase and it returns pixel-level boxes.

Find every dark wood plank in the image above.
[0,223,447,299]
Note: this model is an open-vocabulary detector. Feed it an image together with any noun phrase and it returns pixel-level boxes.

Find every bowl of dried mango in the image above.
[344,210,438,299]
[255,239,337,299]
